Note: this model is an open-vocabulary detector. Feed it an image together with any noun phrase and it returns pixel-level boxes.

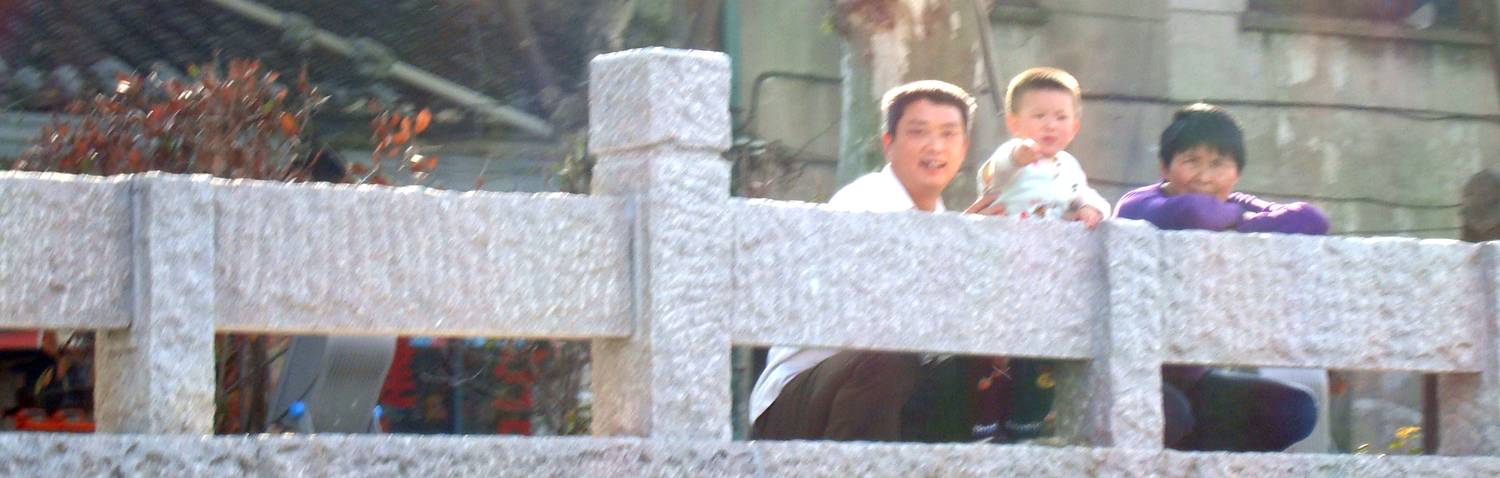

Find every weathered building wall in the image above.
[736,0,1499,239]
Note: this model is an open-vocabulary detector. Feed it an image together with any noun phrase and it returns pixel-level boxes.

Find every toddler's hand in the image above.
[1073,206,1103,229]
[1011,139,1045,167]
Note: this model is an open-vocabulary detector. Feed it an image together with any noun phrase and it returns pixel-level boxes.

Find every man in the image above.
[748,80,976,441]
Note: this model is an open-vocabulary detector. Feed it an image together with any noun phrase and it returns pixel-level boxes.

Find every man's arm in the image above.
[1116,188,1243,231]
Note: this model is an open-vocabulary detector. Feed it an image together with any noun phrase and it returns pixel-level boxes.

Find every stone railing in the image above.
[0,48,1498,476]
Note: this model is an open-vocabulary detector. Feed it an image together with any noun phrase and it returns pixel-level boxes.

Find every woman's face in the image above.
[1161,145,1239,201]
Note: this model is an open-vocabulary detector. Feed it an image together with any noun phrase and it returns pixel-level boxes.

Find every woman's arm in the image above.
[1235,202,1330,235]
[1116,188,1243,231]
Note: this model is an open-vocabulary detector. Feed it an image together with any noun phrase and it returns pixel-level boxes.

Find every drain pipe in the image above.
[969,0,1007,117]
[204,0,555,137]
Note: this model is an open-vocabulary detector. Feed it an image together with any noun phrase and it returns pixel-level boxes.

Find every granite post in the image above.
[586,48,734,439]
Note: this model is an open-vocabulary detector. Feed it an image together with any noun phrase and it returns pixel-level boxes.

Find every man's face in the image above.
[1161,144,1240,200]
[884,98,969,202]
[1004,89,1080,159]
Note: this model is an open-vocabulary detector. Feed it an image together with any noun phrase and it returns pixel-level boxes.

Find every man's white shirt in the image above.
[747,165,945,424]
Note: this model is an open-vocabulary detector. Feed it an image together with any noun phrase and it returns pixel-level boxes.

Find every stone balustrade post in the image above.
[1074,220,1167,449]
[1438,242,1500,455]
[95,174,216,433]
[586,48,734,439]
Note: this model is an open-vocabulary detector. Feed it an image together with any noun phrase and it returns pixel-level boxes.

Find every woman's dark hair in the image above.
[1159,103,1245,170]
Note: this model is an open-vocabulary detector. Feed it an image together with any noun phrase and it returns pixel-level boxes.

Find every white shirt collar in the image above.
[877,165,946,213]
[828,165,946,213]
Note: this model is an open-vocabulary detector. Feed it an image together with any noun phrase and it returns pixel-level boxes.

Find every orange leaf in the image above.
[414,109,431,134]
[127,148,144,171]
[391,129,410,146]
[349,163,370,175]
[279,112,300,136]
[409,154,438,173]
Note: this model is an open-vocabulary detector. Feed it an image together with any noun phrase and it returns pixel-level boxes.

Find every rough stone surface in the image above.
[750,441,1101,477]
[1438,242,1500,455]
[1159,231,1485,372]
[96,174,216,434]
[1155,450,1500,477]
[590,150,734,440]
[7,435,1500,477]
[731,199,1101,358]
[588,48,735,440]
[0,173,131,329]
[1091,220,1167,449]
[213,179,631,339]
[253,435,705,477]
[0,434,258,477]
[588,48,731,155]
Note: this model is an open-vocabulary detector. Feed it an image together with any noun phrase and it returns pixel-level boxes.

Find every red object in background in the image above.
[11,410,94,433]
[380,337,418,409]
[0,330,41,350]
[496,417,530,435]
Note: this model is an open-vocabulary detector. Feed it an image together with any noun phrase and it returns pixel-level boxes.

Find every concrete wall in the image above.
[736,0,1499,239]
[735,0,845,201]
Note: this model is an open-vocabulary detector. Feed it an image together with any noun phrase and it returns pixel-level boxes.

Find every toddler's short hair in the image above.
[1004,67,1082,115]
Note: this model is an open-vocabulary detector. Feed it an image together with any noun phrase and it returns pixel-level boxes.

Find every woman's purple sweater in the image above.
[1114,182,1330,385]
[1115,183,1329,235]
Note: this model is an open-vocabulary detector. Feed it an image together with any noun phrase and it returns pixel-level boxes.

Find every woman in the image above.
[1116,103,1329,451]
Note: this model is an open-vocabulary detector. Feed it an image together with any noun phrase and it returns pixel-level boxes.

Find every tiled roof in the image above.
[0,0,584,120]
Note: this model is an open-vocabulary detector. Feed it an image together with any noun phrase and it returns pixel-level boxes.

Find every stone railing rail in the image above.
[0,48,1497,476]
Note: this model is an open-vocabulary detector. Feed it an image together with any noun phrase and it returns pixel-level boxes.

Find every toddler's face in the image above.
[1006,89,1080,158]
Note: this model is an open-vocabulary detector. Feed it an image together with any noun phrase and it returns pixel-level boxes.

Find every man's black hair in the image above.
[880,80,977,138]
